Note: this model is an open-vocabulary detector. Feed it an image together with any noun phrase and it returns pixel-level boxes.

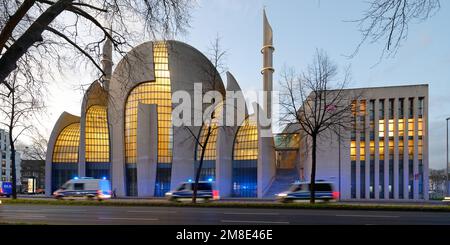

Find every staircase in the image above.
[263,168,299,198]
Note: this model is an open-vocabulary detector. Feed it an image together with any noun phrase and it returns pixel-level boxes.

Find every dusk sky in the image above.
[43,0,450,169]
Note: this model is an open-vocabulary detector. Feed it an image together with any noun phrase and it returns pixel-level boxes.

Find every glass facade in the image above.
[232,118,258,197]
[85,105,111,179]
[124,42,172,196]
[52,123,80,192]
[53,123,80,163]
[85,105,110,163]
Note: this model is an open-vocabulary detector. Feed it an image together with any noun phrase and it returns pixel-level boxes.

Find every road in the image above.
[1,204,450,225]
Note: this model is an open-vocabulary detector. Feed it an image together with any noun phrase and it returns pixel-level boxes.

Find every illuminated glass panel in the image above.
[360,141,365,161]
[196,123,218,161]
[389,140,394,159]
[379,120,385,138]
[52,123,80,163]
[350,141,356,161]
[379,141,385,160]
[408,119,414,137]
[388,119,394,138]
[85,105,109,163]
[124,42,172,164]
[233,118,258,161]
[398,119,405,137]
[418,118,423,137]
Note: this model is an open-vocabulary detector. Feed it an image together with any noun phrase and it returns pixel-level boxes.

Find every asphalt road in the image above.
[1,204,450,225]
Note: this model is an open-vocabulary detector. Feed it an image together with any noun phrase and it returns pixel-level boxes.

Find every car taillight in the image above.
[0,187,3,193]
[332,191,339,199]
[213,190,219,200]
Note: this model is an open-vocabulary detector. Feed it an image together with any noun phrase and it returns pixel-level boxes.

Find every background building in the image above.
[20,160,45,193]
[0,128,22,186]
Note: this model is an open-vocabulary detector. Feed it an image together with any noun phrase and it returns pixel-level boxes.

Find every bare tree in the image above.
[0,0,193,92]
[19,131,48,161]
[352,0,440,59]
[279,49,356,203]
[182,35,227,203]
[0,69,46,199]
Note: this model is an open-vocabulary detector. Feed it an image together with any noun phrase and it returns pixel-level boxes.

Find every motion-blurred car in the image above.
[276,181,338,203]
[52,177,111,201]
[0,181,12,197]
[165,181,219,202]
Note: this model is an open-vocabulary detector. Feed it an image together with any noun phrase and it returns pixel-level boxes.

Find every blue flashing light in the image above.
[74,177,79,180]
[102,176,107,180]
[208,178,213,182]
[188,179,193,182]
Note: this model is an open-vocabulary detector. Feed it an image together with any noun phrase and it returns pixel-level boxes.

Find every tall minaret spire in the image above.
[101,25,113,90]
[261,8,274,120]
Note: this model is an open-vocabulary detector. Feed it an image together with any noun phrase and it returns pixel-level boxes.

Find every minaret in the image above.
[101,27,113,90]
[261,8,274,120]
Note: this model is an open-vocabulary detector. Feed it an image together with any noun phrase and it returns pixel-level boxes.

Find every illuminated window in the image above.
[360,141,365,161]
[53,123,80,163]
[418,139,423,160]
[85,105,109,163]
[124,42,172,164]
[233,118,258,160]
[408,139,414,158]
[350,141,356,161]
[398,119,405,137]
[196,123,218,161]
[379,119,385,138]
[379,141,384,160]
[370,141,375,158]
[388,140,394,159]
[388,119,394,138]
[408,119,414,137]
[418,118,423,137]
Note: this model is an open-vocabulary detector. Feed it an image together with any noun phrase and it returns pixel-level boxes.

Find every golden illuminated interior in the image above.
[370,141,375,157]
[398,119,405,137]
[124,42,172,164]
[85,105,109,163]
[53,123,80,163]
[379,119,385,138]
[399,140,404,159]
[379,141,385,160]
[350,141,356,161]
[408,118,414,137]
[233,118,258,160]
[418,118,423,137]
[360,141,365,161]
[388,119,394,137]
[408,139,414,157]
[389,140,394,157]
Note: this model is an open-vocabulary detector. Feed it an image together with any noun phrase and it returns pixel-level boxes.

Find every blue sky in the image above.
[45,0,450,169]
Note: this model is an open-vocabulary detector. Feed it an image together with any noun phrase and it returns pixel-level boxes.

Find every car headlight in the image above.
[277,193,288,197]
[165,192,172,196]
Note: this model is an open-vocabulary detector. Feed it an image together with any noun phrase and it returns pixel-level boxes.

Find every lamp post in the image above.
[446,117,450,196]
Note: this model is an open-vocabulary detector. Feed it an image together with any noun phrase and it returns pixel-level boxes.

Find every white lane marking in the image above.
[223,212,279,215]
[98,217,159,221]
[221,220,289,224]
[0,215,47,219]
[336,214,399,218]
[41,209,86,212]
[127,210,177,214]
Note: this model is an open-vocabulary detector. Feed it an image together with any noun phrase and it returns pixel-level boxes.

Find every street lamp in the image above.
[446,117,450,196]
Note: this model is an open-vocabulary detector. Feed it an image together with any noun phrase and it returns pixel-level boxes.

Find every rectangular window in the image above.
[409,98,414,118]
[351,161,356,199]
[379,100,385,119]
[418,97,424,117]
[389,99,394,119]
[398,98,404,118]
[360,161,366,199]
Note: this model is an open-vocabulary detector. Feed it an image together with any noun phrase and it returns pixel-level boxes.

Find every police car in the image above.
[165,180,220,202]
[52,177,111,201]
[276,180,338,202]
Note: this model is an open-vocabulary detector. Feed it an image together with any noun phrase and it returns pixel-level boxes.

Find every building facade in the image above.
[0,129,22,186]
[296,85,429,200]
[21,160,45,193]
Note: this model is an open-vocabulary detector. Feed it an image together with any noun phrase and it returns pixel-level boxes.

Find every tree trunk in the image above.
[0,0,74,85]
[192,126,212,204]
[310,135,317,204]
